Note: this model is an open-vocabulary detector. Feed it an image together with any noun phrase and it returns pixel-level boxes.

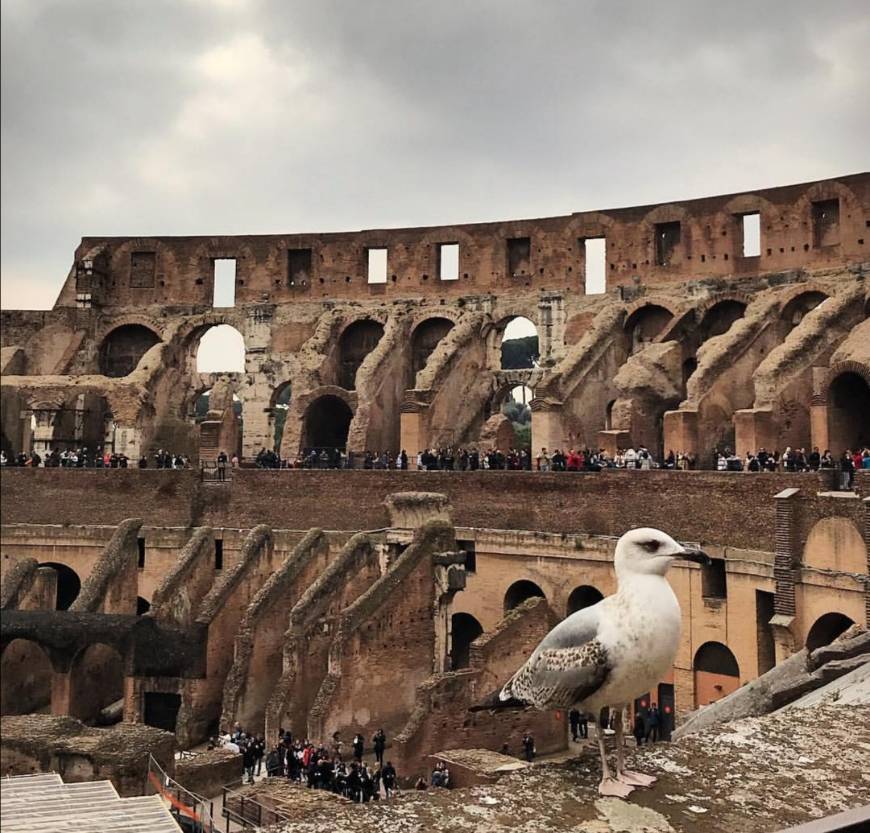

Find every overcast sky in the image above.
[2,0,868,310]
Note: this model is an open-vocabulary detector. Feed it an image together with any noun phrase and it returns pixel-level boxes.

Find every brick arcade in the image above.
[1,173,869,780]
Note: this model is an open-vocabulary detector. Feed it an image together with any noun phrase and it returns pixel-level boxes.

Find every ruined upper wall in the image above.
[50,173,870,310]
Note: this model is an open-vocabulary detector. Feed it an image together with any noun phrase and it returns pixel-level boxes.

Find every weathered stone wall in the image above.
[2,468,853,550]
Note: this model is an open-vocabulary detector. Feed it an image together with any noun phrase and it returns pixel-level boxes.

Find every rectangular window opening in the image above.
[137,537,146,569]
[655,222,681,267]
[812,199,840,248]
[701,558,727,599]
[367,248,388,284]
[507,237,531,277]
[458,539,476,573]
[213,259,236,307]
[741,213,761,257]
[438,243,459,281]
[583,237,606,295]
[214,538,224,571]
[288,249,312,287]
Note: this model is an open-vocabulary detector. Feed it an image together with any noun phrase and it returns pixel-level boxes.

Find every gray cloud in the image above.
[2,0,868,308]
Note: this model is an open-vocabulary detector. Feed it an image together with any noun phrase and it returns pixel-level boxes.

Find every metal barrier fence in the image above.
[147,755,217,833]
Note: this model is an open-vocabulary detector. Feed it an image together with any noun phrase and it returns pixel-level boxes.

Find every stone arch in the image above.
[269,382,293,452]
[624,303,674,353]
[693,641,740,707]
[68,642,125,722]
[697,298,747,341]
[504,580,546,613]
[38,562,81,610]
[195,324,246,373]
[409,317,455,381]
[806,612,855,652]
[98,324,161,377]
[338,318,385,390]
[825,366,870,453]
[566,585,604,616]
[0,638,53,715]
[497,316,540,370]
[450,612,483,670]
[780,290,829,331]
[803,517,866,574]
[301,394,354,452]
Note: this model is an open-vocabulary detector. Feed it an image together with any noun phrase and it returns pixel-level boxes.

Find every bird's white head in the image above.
[614,527,710,579]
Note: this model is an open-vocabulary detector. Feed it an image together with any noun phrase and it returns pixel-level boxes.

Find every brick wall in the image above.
[1,469,841,551]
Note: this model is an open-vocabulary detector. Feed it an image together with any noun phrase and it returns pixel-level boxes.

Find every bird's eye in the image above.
[642,540,661,553]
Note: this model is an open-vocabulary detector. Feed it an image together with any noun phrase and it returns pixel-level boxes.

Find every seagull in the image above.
[472,527,709,798]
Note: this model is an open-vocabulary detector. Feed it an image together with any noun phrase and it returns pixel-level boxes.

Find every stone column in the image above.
[663,408,699,456]
[400,403,429,469]
[772,487,800,663]
[51,671,72,715]
[734,408,775,458]
[597,429,631,458]
[529,398,565,454]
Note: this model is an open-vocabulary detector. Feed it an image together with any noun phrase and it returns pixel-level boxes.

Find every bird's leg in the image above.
[615,707,657,788]
[598,710,633,798]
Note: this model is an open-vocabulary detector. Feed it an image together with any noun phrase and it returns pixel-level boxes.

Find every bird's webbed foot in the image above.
[616,769,657,787]
[598,777,634,798]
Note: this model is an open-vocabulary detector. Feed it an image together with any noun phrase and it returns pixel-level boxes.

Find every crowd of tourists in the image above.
[214,724,400,802]
[0,447,194,469]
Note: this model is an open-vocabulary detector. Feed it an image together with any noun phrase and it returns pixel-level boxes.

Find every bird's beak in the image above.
[678,546,711,565]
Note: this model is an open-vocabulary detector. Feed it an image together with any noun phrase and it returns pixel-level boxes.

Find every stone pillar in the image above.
[529,398,565,454]
[663,408,699,456]
[51,671,72,715]
[597,429,631,457]
[772,487,800,662]
[400,404,429,469]
[384,492,452,530]
[810,402,829,454]
[734,408,775,458]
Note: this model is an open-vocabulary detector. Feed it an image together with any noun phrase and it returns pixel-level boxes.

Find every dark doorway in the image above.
[410,318,454,381]
[658,683,675,741]
[806,612,854,652]
[566,585,604,616]
[827,372,870,454]
[755,590,776,676]
[99,325,161,377]
[38,562,81,610]
[302,396,353,451]
[137,597,151,616]
[144,692,182,733]
[450,613,483,670]
[339,320,384,389]
[504,580,545,612]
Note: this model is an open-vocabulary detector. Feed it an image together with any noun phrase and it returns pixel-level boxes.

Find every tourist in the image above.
[840,450,855,491]
[242,740,256,784]
[382,761,397,797]
[217,450,228,481]
[372,728,386,766]
[522,732,535,762]
[633,710,646,746]
[569,708,581,742]
[646,703,660,743]
[352,733,364,763]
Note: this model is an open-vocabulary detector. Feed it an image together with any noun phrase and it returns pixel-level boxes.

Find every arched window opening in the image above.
[99,325,161,377]
[693,641,740,707]
[137,596,151,616]
[806,612,854,653]
[500,317,539,370]
[450,613,483,670]
[625,305,672,354]
[682,357,698,390]
[698,300,746,342]
[605,400,616,431]
[782,291,828,331]
[271,383,292,451]
[827,372,870,454]
[504,580,546,613]
[38,562,81,610]
[302,395,353,452]
[69,643,125,723]
[0,639,53,715]
[339,320,384,389]
[410,318,454,381]
[196,325,245,373]
[566,585,604,616]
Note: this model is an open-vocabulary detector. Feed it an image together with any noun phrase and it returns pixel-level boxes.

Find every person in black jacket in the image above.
[372,728,386,766]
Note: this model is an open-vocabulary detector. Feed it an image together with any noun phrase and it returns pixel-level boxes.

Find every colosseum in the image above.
[1,173,868,789]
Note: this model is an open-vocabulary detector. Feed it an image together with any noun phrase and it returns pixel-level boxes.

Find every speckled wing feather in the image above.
[500,640,610,709]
